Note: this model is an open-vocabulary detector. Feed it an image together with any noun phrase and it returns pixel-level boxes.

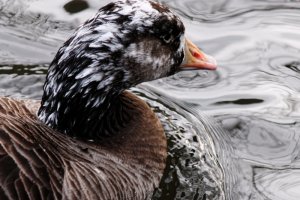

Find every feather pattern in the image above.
[0,92,167,199]
[37,0,185,138]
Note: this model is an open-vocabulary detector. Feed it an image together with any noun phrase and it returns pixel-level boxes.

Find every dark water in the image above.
[1,0,300,199]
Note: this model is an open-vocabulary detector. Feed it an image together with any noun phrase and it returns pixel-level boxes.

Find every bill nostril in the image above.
[192,51,204,59]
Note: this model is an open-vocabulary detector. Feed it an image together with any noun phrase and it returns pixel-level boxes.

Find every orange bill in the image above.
[182,38,217,70]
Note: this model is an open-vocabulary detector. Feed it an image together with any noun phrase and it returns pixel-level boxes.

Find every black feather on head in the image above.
[38,0,186,138]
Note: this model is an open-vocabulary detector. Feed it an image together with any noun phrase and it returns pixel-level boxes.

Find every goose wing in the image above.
[0,98,63,199]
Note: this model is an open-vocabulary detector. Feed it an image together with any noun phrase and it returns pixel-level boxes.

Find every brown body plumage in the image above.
[0,91,167,199]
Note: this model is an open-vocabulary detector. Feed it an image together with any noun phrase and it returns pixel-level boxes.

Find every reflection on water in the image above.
[164,70,221,89]
[63,0,89,14]
[133,87,225,199]
[1,0,300,199]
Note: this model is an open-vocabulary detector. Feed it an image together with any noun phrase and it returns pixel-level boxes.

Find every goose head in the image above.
[37,0,217,138]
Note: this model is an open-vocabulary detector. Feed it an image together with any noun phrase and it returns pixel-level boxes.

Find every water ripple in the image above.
[254,167,300,200]
[162,70,220,89]
[133,86,226,199]
[162,0,300,22]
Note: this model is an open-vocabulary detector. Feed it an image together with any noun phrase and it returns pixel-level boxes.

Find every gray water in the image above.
[1,0,300,199]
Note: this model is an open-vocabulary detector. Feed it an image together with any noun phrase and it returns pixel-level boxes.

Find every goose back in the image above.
[0,91,167,200]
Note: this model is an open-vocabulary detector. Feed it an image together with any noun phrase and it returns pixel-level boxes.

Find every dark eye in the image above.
[163,34,172,43]
[175,34,181,40]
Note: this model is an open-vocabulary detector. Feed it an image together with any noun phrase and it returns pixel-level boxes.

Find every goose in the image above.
[0,0,217,199]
